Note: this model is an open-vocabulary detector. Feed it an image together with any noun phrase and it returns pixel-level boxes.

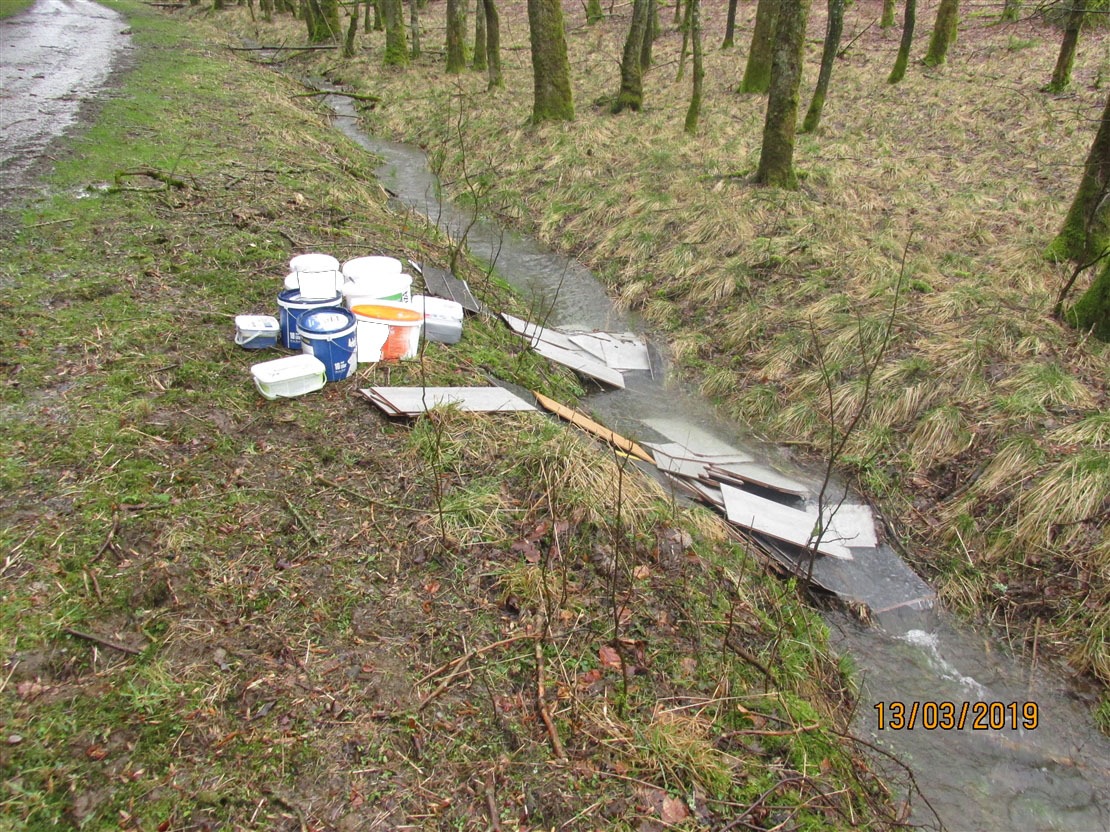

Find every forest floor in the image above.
[0,2,921,830]
[226,0,1109,719]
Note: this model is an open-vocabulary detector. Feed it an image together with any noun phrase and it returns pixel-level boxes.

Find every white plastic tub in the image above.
[251,354,327,400]
[289,252,342,298]
[234,315,280,350]
[413,294,463,345]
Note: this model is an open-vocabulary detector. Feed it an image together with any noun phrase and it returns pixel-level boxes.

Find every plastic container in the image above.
[342,256,403,281]
[297,308,358,382]
[290,253,341,299]
[277,289,342,349]
[251,354,327,400]
[350,301,423,362]
[413,294,463,345]
[235,314,280,350]
[342,272,413,307]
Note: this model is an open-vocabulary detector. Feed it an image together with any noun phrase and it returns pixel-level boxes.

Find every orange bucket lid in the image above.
[351,303,424,323]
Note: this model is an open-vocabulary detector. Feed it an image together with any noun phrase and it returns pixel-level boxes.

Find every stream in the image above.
[324,94,1110,831]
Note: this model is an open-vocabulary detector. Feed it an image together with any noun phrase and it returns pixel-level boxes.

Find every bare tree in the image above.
[613,0,652,113]
[802,0,845,133]
[722,0,739,48]
[1046,0,1087,93]
[685,0,704,134]
[382,0,407,65]
[888,0,917,84]
[446,0,466,72]
[923,0,958,67]
[528,0,575,122]
[1048,90,1110,263]
[484,0,503,88]
[740,0,778,94]
[755,0,812,187]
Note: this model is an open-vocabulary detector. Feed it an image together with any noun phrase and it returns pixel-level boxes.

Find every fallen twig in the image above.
[283,497,322,547]
[63,627,143,656]
[535,640,567,760]
[484,771,501,831]
[91,513,120,563]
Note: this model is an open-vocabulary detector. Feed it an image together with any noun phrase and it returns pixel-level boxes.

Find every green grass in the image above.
[0,3,907,828]
[0,0,34,19]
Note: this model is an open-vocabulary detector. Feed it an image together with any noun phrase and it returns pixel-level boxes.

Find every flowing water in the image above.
[326,93,1110,831]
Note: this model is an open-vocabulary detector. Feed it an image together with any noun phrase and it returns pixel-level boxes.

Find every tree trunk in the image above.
[722,0,739,48]
[640,0,656,70]
[446,0,467,72]
[261,0,272,23]
[802,0,844,133]
[755,0,812,188]
[677,0,691,80]
[1047,0,1086,93]
[343,0,359,57]
[473,0,487,71]
[880,0,895,28]
[1001,0,1020,22]
[614,0,651,113]
[1067,259,1110,340]
[740,0,778,94]
[382,0,408,65]
[484,0,503,88]
[888,0,916,84]
[684,0,703,134]
[586,0,603,24]
[1049,91,1110,262]
[527,0,575,123]
[372,0,383,31]
[923,0,958,67]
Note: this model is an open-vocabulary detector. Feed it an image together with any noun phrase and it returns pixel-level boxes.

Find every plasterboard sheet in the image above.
[420,264,483,314]
[503,315,625,388]
[706,462,810,498]
[720,483,853,561]
[805,503,878,549]
[568,332,652,372]
[362,386,536,415]
[646,442,754,466]
[640,419,748,458]
[502,313,578,351]
[651,449,711,480]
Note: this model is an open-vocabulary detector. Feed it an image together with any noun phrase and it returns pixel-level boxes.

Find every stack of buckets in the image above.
[252,254,425,395]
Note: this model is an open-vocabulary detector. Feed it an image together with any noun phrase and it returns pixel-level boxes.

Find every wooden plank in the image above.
[719,483,853,560]
[361,386,536,415]
[532,391,654,463]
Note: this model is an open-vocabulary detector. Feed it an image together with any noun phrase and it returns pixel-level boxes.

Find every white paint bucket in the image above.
[350,301,423,362]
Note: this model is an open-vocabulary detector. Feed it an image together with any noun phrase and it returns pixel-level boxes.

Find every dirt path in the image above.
[0,0,130,204]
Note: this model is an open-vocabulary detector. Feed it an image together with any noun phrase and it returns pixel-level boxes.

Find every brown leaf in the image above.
[599,644,622,669]
[661,796,690,824]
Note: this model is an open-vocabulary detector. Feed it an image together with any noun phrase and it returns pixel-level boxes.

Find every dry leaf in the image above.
[599,644,622,669]
[661,795,690,824]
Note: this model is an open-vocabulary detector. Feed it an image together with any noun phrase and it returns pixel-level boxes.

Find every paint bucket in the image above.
[342,256,411,305]
[297,308,358,382]
[277,289,342,349]
[290,252,342,299]
[350,302,423,362]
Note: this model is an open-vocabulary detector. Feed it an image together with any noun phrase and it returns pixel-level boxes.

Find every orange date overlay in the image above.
[874,701,1039,731]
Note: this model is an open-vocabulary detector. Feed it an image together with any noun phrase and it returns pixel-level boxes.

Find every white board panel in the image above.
[720,483,853,560]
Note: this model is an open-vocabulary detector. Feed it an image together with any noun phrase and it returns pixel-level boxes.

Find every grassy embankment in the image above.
[0,0,35,20]
[221,1,1109,722]
[0,3,909,829]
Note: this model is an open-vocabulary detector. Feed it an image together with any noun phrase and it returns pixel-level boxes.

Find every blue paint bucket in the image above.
[277,289,341,349]
[297,308,358,382]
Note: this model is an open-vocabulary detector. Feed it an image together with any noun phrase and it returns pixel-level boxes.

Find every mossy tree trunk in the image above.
[586,0,603,24]
[473,0,487,71]
[410,0,421,57]
[1067,258,1110,340]
[1001,0,1020,22]
[527,0,575,123]
[640,0,657,70]
[1047,0,1087,93]
[371,0,383,31]
[343,0,359,57]
[740,0,778,94]
[888,0,916,84]
[923,0,958,67]
[382,0,408,65]
[446,0,467,72]
[684,0,703,134]
[484,0,503,88]
[677,0,691,80]
[1049,91,1110,262]
[880,0,895,28]
[755,0,812,188]
[722,0,739,48]
[802,0,844,133]
[613,0,652,113]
